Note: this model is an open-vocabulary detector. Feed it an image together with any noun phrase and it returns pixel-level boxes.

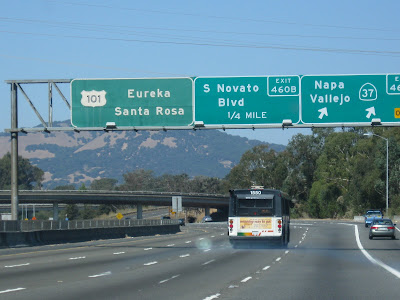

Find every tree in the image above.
[53,184,76,190]
[225,144,286,190]
[119,169,156,191]
[90,178,118,190]
[65,204,79,220]
[283,130,328,203]
[0,153,44,189]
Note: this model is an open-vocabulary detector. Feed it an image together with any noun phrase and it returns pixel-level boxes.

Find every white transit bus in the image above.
[228,187,294,248]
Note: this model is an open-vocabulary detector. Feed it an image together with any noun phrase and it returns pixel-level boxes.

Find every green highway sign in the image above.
[194,76,300,126]
[71,78,193,128]
[301,74,400,125]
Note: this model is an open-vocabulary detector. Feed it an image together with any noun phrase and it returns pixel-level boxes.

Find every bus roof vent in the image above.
[251,186,264,189]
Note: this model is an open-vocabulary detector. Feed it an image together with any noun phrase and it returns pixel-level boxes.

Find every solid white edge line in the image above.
[4,263,30,268]
[354,225,400,279]
[241,276,252,282]
[395,226,400,233]
[0,288,26,294]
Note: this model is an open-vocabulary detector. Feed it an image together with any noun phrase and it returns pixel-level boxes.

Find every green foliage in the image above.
[65,204,79,220]
[90,178,118,190]
[225,145,286,190]
[98,204,116,215]
[224,127,400,219]
[53,184,76,190]
[80,205,97,219]
[0,153,44,189]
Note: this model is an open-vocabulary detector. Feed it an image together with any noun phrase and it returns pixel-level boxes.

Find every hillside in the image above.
[0,121,285,188]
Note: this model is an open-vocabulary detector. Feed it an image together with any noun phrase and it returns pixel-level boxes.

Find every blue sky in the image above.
[1,0,400,145]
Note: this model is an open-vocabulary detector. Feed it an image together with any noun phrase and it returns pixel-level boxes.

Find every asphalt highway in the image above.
[0,220,399,299]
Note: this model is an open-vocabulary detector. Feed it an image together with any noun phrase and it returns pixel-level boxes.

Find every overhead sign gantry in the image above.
[5,73,400,221]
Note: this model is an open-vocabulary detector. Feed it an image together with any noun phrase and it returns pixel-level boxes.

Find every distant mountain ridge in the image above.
[0,121,285,188]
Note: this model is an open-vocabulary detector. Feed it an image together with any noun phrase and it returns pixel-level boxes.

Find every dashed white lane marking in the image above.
[355,225,400,279]
[88,271,111,278]
[262,265,271,271]
[211,236,215,238]
[4,263,30,268]
[167,244,175,247]
[202,259,215,265]
[159,274,180,284]
[220,233,225,236]
[285,250,289,254]
[113,252,125,255]
[295,245,298,248]
[0,288,26,294]
[203,249,211,252]
[180,254,190,258]
[185,241,192,244]
[144,261,158,266]
[276,257,281,262]
[299,241,302,244]
[69,257,86,260]
[241,276,252,283]
[203,293,221,300]
[199,238,204,240]
[144,248,153,251]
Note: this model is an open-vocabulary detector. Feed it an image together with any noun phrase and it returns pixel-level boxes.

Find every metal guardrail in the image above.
[0,219,179,232]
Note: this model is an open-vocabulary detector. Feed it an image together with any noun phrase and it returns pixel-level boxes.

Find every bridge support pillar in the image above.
[53,203,59,221]
[205,207,210,216]
[137,204,143,219]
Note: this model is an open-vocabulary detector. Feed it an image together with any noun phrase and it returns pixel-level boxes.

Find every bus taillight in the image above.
[278,219,282,229]
[229,219,234,231]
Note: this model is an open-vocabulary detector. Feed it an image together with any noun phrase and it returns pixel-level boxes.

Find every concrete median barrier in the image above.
[0,224,180,248]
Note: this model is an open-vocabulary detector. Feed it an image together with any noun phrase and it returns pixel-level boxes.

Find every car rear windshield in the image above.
[373,220,392,225]
[366,211,381,215]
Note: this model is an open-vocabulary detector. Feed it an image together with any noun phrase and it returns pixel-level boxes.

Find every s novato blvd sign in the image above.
[71,78,193,128]
[194,76,300,127]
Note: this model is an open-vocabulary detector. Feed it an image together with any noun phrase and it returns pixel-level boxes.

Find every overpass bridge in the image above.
[0,190,229,220]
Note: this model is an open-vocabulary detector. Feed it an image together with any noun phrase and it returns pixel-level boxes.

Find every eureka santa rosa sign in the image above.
[71,78,193,128]
[194,76,300,126]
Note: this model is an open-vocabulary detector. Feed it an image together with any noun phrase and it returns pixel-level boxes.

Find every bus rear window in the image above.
[238,199,273,209]
[237,198,274,216]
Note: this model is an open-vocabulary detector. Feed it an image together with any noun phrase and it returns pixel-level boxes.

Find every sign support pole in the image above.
[10,82,19,220]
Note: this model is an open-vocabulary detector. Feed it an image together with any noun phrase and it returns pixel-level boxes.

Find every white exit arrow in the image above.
[318,107,328,119]
[366,107,376,119]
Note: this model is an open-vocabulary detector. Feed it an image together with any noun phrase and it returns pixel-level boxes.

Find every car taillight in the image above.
[371,226,378,229]
[388,227,395,230]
